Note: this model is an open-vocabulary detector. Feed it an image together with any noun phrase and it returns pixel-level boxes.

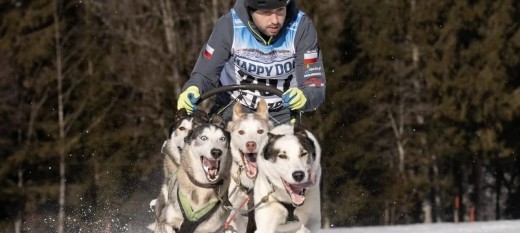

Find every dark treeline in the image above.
[1,0,519,232]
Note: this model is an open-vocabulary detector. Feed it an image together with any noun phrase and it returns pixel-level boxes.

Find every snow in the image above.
[319,220,520,233]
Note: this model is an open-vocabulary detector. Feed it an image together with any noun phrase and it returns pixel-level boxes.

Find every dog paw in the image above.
[149,199,157,211]
[224,225,238,233]
[295,225,311,233]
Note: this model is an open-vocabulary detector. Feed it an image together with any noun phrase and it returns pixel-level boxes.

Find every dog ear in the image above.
[232,102,245,121]
[192,110,209,129]
[193,110,208,120]
[293,123,309,139]
[210,114,226,129]
[175,108,189,122]
[267,132,283,144]
[293,124,318,161]
[256,99,269,120]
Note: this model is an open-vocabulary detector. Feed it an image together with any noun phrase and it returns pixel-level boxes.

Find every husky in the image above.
[154,114,232,233]
[224,99,273,233]
[152,110,208,220]
[161,109,197,177]
[254,124,322,233]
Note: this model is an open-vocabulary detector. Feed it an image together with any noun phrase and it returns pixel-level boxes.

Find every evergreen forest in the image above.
[1,0,519,232]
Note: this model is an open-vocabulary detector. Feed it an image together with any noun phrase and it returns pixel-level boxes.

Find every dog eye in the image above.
[257,129,264,134]
[200,136,208,141]
[219,136,227,142]
[238,130,245,135]
[179,127,186,131]
[278,153,287,159]
[301,152,308,158]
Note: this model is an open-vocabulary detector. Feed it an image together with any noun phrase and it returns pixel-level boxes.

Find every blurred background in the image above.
[1,0,519,232]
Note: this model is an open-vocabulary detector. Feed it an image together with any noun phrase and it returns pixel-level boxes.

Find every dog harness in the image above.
[177,188,221,233]
[223,164,254,231]
[282,202,299,223]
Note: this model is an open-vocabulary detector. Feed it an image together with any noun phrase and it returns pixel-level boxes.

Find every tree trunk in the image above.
[388,105,406,176]
[432,154,442,222]
[159,0,175,55]
[15,167,22,233]
[422,200,432,223]
[495,165,502,220]
[474,155,484,221]
[159,0,182,97]
[212,0,218,21]
[384,200,390,225]
[53,0,66,232]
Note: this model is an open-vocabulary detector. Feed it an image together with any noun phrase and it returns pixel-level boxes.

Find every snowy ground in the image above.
[320,220,520,233]
[137,219,520,233]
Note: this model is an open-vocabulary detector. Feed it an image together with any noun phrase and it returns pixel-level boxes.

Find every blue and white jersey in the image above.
[219,10,304,111]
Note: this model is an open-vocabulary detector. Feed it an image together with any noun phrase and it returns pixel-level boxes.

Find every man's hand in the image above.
[282,87,307,110]
[177,86,200,114]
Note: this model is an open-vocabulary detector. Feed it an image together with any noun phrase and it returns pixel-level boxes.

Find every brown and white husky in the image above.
[224,99,273,233]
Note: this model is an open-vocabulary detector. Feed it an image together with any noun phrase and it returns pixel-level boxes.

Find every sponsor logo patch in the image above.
[303,77,324,87]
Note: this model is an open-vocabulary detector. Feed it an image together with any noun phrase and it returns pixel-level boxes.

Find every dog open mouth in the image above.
[282,179,312,206]
[201,156,221,182]
[239,150,258,179]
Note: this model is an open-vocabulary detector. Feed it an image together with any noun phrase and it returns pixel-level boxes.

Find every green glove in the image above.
[282,87,307,110]
[177,86,200,114]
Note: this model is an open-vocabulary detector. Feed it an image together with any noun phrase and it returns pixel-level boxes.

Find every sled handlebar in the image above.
[195,84,301,123]
[197,84,283,103]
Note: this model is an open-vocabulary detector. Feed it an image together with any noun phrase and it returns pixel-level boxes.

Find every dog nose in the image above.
[211,149,222,159]
[246,141,256,152]
[292,171,305,182]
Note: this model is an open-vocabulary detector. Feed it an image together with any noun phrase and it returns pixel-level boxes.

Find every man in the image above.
[177,0,326,125]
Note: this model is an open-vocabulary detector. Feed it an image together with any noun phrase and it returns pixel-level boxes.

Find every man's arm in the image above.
[294,15,326,112]
[182,14,233,93]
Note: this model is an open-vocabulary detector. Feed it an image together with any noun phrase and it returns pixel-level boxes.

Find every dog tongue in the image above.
[244,153,257,178]
[290,192,305,206]
[203,158,218,177]
[283,180,306,206]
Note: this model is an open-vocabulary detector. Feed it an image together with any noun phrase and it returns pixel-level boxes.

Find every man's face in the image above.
[251,7,287,37]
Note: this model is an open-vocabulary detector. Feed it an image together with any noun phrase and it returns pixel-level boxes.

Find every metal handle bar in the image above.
[196,84,283,104]
[195,84,301,123]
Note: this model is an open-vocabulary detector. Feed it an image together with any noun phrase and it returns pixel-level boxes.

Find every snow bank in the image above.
[320,220,520,233]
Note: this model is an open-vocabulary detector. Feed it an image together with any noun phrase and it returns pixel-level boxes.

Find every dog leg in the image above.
[254,202,288,233]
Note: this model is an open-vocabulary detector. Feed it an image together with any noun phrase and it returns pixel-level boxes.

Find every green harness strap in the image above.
[178,190,220,222]
[177,187,222,233]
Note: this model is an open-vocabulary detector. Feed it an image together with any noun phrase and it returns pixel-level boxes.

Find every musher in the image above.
[177,0,326,125]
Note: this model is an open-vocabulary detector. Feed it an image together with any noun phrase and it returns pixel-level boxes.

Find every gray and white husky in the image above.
[154,114,232,233]
[152,110,208,220]
[254,124,322,233]
[161,109,197,177]
[225,99,273,233]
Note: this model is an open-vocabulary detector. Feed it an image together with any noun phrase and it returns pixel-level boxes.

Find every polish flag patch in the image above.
[304,50,318,64]
[204,44,214,59]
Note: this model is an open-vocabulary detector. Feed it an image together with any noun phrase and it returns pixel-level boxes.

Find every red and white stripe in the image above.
[204,44,214,59]
[304,51,318,64]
